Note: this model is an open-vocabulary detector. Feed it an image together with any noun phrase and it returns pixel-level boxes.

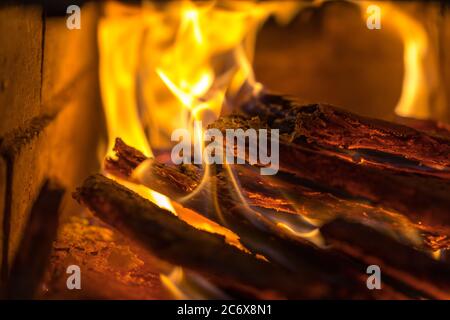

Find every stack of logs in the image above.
[74,92,450,299]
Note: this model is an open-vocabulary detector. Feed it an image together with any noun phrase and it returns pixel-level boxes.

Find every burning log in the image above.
[73,174,399,299]
[210,115,450,234]
[107,139,450,262]
[241,93,450,173]
[321,219,450,299]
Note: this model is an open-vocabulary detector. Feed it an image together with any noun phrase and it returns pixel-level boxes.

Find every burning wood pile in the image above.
[67,1,450,299]
[73,91,450,299]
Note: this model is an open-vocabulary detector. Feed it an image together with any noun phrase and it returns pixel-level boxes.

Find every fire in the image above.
[96,0,446,298]
[153,0,302,131]
[98,0,302,266]
[97,0,443,253]
[98,7,151,157]
[98,1,301,210]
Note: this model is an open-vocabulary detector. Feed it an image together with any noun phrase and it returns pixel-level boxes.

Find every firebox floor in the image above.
[38,211,171,299]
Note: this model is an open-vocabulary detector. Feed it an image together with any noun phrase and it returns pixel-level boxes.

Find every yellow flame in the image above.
[172,202,248,252]
[98,14,152,158]
[98,3,176,211]
[431,249,442,261]
[160,266,229,299]
[276,222,326,248]
[99,1,300,158]
[160,267,189,300]
[145,1,302,227]
[153,0,303,130]
[378,3,429,119]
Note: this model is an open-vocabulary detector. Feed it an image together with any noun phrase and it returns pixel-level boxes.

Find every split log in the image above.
[73,174,398,299]
[241,93,450,175]
[210,115,450,235]
[321,219,450,299]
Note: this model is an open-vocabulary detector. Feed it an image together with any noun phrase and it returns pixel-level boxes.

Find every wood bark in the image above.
[241,93,450,173]
[104,139,450,298]
[321,219,450,299]
[210,114,450,234]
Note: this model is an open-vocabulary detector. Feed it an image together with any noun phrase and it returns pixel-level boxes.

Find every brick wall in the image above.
[0,2,105,285]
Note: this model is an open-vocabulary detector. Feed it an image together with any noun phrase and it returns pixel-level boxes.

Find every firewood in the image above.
[321,219,450,299]
[106,139,448,298]
[73,174,399,299]
[241,93,450,175]
[210,115,450,235]
[105,137,147,178]
[105,138,430,244]
[107,138,450,261]
[105,140,379,293]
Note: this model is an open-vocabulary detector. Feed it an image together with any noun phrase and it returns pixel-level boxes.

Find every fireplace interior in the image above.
[0,0,450,300]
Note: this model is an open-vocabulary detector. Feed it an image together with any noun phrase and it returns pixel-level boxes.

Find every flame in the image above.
[98,1,302,215]
[98,7,151,157]
[99,1,301,159]
[99,3,176,213]
[160,267,188,300]
[98,0,445,254]
[359,1,446,120]
[171,202,248,252]
[109,175,175,214]
[153,0,302,131]
[160,266,230,299]
[98,2,304,289]
[276,223,325,248]
[149,3,309,253]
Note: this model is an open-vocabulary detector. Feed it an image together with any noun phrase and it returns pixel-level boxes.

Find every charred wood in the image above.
[105,140,378,292]
[241,93,450,176]
[210,115,450,234]
[321,219,450,299]
[106,139,441,298]
[73,174,400,299]
[395,116,450,140]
